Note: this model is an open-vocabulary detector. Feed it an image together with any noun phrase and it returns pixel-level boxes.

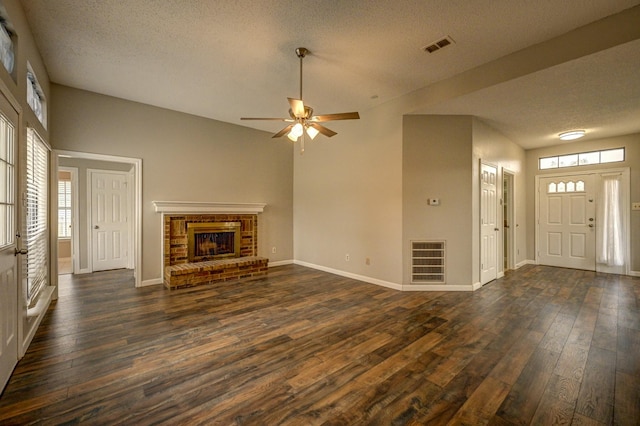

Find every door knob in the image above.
[94,225,100,229]
[588,224,594,228]
[589,218,594,222]
[14,248,28,256]
[494,228,499,231]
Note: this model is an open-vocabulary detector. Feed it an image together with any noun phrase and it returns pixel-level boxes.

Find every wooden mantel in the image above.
[153,201,266,214]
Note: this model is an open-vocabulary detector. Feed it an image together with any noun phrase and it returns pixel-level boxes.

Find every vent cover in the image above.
[411,241,445,283]
[422,36,455,53]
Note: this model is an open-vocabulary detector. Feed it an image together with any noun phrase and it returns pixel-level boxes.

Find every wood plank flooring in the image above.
[0,265,638,425]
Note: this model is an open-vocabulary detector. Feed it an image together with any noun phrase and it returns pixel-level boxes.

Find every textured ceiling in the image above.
[18,0,640,149]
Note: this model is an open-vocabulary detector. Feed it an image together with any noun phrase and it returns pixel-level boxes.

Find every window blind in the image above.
[25,127,48,307]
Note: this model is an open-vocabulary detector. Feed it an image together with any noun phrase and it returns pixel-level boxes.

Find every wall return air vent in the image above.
[422,36,455,53]
[411,241,445,283]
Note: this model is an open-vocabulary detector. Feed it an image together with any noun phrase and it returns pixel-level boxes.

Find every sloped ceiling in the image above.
[19,0,640,149]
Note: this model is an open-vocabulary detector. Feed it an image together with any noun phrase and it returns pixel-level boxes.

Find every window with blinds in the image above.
[58,179,71,238]
[25,127,48,307]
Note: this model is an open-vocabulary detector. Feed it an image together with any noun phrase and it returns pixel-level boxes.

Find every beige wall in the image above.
[293,97,404,285]
[51,85,294,283]
[403,115,473,286]
[401,116,527,287]
[526,133,640,272]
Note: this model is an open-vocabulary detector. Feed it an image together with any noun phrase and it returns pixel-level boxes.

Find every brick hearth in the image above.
[163,213,268,289]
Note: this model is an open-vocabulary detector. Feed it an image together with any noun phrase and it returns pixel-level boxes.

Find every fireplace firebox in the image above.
[187,222,241,262]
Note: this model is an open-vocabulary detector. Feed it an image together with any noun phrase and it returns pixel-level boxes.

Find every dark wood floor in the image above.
[0,265,638,425]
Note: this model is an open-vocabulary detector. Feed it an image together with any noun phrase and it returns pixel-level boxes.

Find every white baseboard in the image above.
[140,278,163,287]
[75,268,92,274]
[294,260,403,291]
[294,260,485,292]
[268,259,294,267]
[404,283,478,291]
[629,270,640,277]
[515,259,535,269]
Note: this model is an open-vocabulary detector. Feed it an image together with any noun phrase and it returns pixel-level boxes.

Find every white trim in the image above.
[20,286,54,357]
[140,278,163,287]
[404,283,478,292]
[268,259,294,267]
[54,150,142,287]
[295,260,483,292]
[294,260,403,291]
[153,201,266,214]
[629,270,640,277]
[497,271,505,279]
[515,259,535,269]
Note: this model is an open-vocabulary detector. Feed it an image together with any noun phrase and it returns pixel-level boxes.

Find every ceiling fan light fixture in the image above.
[306,125,319,139]
[288,122,304,141]
[559,130,585,141]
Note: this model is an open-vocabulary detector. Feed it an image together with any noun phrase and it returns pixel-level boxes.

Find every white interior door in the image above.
[538,174,595,270]
[90,170,129,271]
[0,93,18,391]
[480,163,498,284]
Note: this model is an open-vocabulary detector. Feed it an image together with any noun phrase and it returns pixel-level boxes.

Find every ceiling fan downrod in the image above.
[295,47,308,101]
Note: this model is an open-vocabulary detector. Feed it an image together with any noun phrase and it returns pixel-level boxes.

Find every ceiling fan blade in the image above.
[241,117,290,121]
[272,124,294,138]
[309,122,337,137]
[288,98,306,118]
[310,112,360,122]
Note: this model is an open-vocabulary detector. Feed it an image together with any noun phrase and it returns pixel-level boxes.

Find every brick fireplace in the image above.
[154,202,268,289]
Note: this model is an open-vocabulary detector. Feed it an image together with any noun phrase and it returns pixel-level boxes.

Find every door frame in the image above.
[87,168,132,273]
[502,168,516,272]
[53,150,142,287]
[58,166,79,274]
[534,167,631,275]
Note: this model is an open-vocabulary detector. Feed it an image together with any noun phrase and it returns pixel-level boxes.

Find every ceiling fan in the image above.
[241,47,360,154]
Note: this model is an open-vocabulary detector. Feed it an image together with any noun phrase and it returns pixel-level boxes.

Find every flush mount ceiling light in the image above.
[559,130,586,141]
[241,47,360,154]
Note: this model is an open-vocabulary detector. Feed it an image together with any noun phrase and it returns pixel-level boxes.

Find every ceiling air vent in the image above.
[422,36,455,53]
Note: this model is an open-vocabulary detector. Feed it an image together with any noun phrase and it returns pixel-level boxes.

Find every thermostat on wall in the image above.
[428,198,440,206]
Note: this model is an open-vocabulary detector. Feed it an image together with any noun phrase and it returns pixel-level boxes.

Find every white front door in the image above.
[538,174,596,270]
[480,163,498,284]
[90,171,129,271]
[0,93,19,391]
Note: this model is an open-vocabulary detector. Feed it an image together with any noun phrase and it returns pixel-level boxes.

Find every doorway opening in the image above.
[502,169,515,272]
[53,150,142,288]
[57,167,76,275]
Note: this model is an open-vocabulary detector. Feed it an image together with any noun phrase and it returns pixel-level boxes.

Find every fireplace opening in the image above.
[187,222,241,262]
